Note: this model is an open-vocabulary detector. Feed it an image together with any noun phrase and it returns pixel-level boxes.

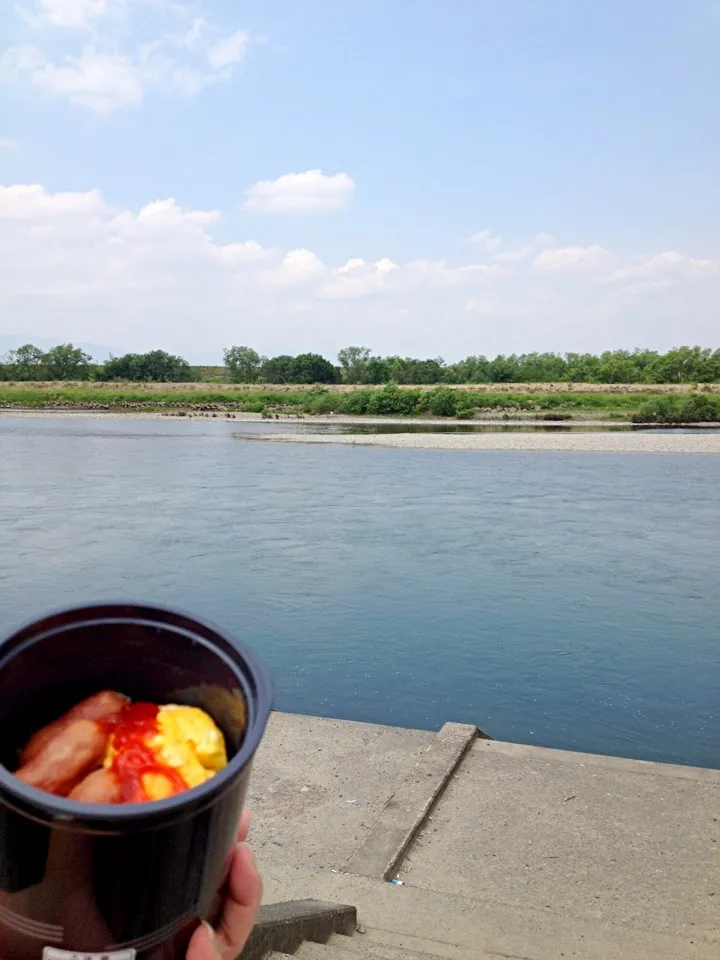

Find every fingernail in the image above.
[201,920,216,947]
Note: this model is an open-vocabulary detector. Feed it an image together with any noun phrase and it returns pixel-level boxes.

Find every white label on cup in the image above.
[43,949,136,960]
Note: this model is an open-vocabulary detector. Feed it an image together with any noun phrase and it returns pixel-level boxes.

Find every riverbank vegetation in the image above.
[1,383,718,422]
[2,344,719,386]
[630,394,720,424]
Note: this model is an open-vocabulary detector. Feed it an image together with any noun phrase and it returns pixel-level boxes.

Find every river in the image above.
[0,416,717,768]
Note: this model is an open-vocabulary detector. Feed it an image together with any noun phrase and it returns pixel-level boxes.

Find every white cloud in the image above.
[29,46,143,111]
[323,256,399,299]
[0,139,18,149]
[271,249,327,285]
[1,183,719,360]
[206,30,248,70]
[492,233,554,264]
[20,0,111,30]
[0,183,104,217]
[606,251,717,286]
[467,229,502,251]
[244,170,356,213]
[493,244,533,263]
[533,244,611,272]
[2,1,251,111]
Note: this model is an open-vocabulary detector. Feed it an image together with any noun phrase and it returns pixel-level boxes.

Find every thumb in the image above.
[186,920,222,960]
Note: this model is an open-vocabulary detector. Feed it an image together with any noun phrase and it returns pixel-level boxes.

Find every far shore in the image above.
[2,408,720,428]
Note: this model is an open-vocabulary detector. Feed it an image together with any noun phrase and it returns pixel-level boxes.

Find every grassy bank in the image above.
[3,380,719,394]
[3,383,717,421]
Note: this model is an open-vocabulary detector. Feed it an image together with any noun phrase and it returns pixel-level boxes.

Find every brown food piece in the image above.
[20,691,128,766]
[68,768,121,804]
[15,719,109,796]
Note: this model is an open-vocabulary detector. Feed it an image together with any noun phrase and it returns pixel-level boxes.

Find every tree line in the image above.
[224,344,720,384]
[0,345,192,382]
[2,342,719,384]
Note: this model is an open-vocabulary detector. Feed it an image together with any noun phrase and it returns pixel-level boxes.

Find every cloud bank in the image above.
[1,183,718,363]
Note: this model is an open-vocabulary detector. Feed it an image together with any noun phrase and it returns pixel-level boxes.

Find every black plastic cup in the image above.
[0,603,273,960]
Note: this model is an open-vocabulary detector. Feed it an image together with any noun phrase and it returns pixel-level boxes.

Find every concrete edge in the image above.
[344,722,478,880]
[476,739,720,782]
[239,899,356,960]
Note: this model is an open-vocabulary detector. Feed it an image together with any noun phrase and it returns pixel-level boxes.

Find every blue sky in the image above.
[1,1,719,363]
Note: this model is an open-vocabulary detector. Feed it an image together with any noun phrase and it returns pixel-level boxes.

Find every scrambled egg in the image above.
[105,704,228,802]
[152,704,228,786]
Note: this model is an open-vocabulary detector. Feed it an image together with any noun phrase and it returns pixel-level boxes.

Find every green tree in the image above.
[514,352,568,382]
[98,350,191,382]
[260,355,295,383]
[4,343,47,380]
[44,343,93,380]
[142,350,191,381]
[223,346,263,383]
[337,346,372,383]
[363,356,391,383]
[487,355,519,382]
[565,352,602,382]
[595,351,638,384]
[290,353,338,384]
[98,353,141,380]
[644,346,718,384]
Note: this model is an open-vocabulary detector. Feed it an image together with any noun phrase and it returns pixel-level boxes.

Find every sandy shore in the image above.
[245,431,720,454]
[3,408,718,427]
[0,409,263,422]
[0,409,630,427]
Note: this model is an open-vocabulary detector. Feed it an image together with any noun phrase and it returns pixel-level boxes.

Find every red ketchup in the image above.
[109,702,188,803]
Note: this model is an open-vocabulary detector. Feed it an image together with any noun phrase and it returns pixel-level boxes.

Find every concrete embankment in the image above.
[249,712,719,959]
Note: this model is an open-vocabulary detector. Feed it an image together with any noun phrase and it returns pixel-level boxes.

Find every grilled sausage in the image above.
[20,691,127,765]
[68,768,122,804]
[15,720,109,796]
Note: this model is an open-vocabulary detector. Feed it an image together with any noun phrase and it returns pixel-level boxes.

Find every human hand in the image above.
[187,809,262,960]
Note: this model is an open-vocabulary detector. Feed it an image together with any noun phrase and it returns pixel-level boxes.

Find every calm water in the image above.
[0,417,718,768]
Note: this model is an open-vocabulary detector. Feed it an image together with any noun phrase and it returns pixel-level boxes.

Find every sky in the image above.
[1,1,719,364]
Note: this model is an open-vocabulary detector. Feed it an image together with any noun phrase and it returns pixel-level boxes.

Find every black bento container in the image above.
[0,603,274,960]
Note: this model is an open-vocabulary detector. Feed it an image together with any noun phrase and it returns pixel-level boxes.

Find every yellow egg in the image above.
[141,772,179,802]
[102,703,228,799]
[149,705,228,789]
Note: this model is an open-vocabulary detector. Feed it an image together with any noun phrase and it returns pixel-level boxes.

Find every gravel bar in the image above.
[245,431,720,454]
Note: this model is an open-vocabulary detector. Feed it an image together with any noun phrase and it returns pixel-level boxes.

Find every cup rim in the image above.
[0,602,274,826]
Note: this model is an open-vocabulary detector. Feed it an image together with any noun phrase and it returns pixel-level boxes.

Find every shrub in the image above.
[632,394,720,423]
[303,395,337,414]
[425,387,458,417]
[455,405,476,420]
[677,395,720,422]
[336,390,372,415]
[366,383,421,416]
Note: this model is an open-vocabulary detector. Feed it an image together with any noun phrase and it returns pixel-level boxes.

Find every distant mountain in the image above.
[0,335,114,363]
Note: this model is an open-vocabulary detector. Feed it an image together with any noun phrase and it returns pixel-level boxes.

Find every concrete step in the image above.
[262,868,719,960]
[326,932,486,959]
[294,932,446,959]
[269,933,504,960]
